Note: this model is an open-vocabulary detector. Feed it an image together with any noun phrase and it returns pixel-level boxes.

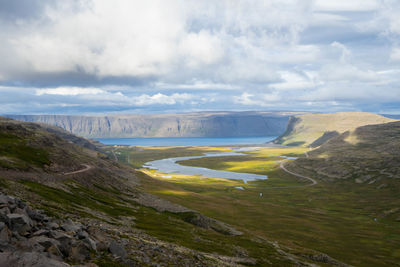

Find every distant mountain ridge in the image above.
[381,114,400,119]
[6,112,299,138]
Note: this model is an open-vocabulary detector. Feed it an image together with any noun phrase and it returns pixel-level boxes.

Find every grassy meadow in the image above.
[105,145,400,266]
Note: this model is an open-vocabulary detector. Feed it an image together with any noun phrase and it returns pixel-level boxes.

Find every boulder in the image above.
[0,251,70,267]
[0,193,104,265]
[26,208,46,222]
[96,241,109,252]
[49,230,74,244]
[11,231,26,241]
[61,220,81,233]
[16,199,26,209]
[83,237,97,251]
[0,207,10,215]
[6,214,32,235]
[28,236,60,250]
[77,229,89,239]
[13,208,26,215]
[109,241,127,258]
[31,229,50,237]
[0,225,11,243]
[0,243,14,253]
[50,231,74,257]
[17,238,45,253]
[8,204,17,213]
[47,244,63,259]
[0,207,10,223]
[47,222,60,230]
[0,195,8,205]
[69,242,90,263]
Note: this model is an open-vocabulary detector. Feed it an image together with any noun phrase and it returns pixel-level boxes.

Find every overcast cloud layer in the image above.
[0,0,400,114]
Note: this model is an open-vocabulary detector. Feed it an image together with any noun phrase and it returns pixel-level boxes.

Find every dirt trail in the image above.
[279,162,317,186]
[64,164,93,175]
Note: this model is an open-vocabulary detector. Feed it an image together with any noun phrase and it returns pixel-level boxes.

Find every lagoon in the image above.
[143,148,268,183]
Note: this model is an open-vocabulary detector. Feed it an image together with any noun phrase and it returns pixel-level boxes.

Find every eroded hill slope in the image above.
[287,120,400,183]
[274,112,396,147]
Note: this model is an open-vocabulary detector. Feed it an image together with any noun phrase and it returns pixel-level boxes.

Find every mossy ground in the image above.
[14,173,293,265]
[0,132,50,169]
[6,141,400,266]
[119,146,400,267]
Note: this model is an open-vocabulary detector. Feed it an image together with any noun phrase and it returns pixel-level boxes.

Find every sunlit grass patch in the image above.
[154,189,191,196]
[344,131,361,145]
[245,146,309,157]
[141,169,244,187]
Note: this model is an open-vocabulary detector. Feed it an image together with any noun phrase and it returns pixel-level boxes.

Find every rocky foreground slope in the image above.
[274,112,396,147]
[1,192,101,266]
[7,112,297,138]
[0,117,319,266]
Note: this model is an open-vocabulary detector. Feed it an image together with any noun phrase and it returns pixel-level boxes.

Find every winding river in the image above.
[144,148,296,183]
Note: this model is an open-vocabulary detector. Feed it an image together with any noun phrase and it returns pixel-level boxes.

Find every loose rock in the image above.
[109,241,127,259]
[7,214,32,235]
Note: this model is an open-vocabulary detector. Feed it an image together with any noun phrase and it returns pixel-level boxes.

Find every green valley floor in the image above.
[107,145,400,267]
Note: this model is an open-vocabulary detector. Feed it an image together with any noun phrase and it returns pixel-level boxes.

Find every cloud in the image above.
[132,93,194,106]
[269,71,320,91]
[390,47,400,61]
[234,92,281,107]
[36,87,107,96]
[314,0,379,12]
[331,42,351,63]
[179,30,225,67]
[156,81,239,90]
[0,0,315,84]
[0,0,399,114]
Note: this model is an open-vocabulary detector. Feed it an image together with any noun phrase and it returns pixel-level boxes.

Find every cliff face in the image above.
[7,112,293,138]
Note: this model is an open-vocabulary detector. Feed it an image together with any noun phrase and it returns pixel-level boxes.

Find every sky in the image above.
[0,0,400,115]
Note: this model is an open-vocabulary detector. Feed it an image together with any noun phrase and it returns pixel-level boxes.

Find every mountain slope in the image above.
[273,112,396,147]
[0,117,315,266]
[6,112,297,138]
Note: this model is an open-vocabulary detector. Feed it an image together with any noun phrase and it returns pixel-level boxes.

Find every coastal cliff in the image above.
[7,112,296,138]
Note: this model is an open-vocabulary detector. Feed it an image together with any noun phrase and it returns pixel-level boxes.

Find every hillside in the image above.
[287,120,400,183]
[0,117,316,266]
[121,123,400,266]
[273,112,396,147]
[6,112,297,138]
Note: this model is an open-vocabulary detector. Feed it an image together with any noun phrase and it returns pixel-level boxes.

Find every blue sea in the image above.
[95,136,276,146]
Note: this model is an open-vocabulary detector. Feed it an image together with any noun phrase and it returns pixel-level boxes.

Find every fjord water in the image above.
[96,136,277,146]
